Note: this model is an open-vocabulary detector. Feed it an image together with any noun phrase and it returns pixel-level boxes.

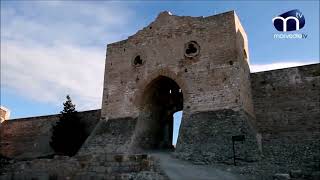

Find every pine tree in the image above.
[50,95,86,156]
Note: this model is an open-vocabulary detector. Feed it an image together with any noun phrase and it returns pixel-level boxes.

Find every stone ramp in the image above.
[151,151,246,180]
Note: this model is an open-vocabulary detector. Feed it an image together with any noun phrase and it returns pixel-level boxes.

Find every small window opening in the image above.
[186,44,197,55]
[179,89,182,93]
[184,41,200,57]
[133,55,143,66]
[169,89,172,94]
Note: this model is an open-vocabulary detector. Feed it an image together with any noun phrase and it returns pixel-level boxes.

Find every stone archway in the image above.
[134,76,183,150]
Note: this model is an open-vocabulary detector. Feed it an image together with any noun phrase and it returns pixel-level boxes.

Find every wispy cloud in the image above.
[250,61,318,73]
[1,1,135,110]
[1,1,134,45]
[1,40,104,110]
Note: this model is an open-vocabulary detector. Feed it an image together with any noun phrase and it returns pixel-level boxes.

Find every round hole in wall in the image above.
[184,41,200,57]
[133,55,143,66]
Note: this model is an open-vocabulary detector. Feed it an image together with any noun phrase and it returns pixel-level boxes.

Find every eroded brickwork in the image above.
[87,10,262,162]
[251,64,320,171]
[0,110,100,159]
[101,11,253,120]
[0,154,167,180]
[176,110,260,163]
[78,117,137,155]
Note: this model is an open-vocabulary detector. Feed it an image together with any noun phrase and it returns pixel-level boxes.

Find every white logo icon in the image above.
[272,16,300,32]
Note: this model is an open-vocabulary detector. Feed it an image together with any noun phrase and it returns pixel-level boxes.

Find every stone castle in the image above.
[0,11,319,179]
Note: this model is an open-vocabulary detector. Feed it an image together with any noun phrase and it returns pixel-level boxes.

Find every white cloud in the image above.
[1,2,135,111]
[1,1,135,46]
[250,61,318,73]
[1,40,105,110]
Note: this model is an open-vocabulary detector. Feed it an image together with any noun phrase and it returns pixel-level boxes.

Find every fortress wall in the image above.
[234,13,255,119]
[90,11,263,161]
[0,153,165,180]
[0,110,100,159]
[175,109,261,163]
[102,11,245,120]
[251,64,319,134]
[250,64,320,170]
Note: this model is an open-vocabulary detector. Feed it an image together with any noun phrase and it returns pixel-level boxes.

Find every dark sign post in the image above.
[232,135,245,166]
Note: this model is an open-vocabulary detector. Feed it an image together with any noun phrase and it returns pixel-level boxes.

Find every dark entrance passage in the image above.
[136,76,183,150]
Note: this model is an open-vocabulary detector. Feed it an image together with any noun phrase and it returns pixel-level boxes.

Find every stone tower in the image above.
[80,11,261,162]
[0,106,10,124]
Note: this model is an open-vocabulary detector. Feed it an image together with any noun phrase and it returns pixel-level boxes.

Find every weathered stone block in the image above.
[273,173,290,180]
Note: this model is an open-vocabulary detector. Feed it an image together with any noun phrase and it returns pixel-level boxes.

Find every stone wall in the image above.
[234,13,255,118]
[0,110,101,159]
[175,110,260,164]
[78,117,137,155]
[0,153,167,180]
[251,64,320,171]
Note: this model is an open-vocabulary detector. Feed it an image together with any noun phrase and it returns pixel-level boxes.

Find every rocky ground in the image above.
[1,152,319,180]
[151,151,320,180]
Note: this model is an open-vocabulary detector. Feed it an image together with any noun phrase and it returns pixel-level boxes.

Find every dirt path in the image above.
[151,152,246,180]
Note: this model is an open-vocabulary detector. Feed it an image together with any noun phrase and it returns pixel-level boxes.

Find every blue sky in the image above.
[1,1,319,144]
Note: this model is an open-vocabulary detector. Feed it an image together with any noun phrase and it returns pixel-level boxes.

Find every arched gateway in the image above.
[79,10,261,163]
[134,76,183,150]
